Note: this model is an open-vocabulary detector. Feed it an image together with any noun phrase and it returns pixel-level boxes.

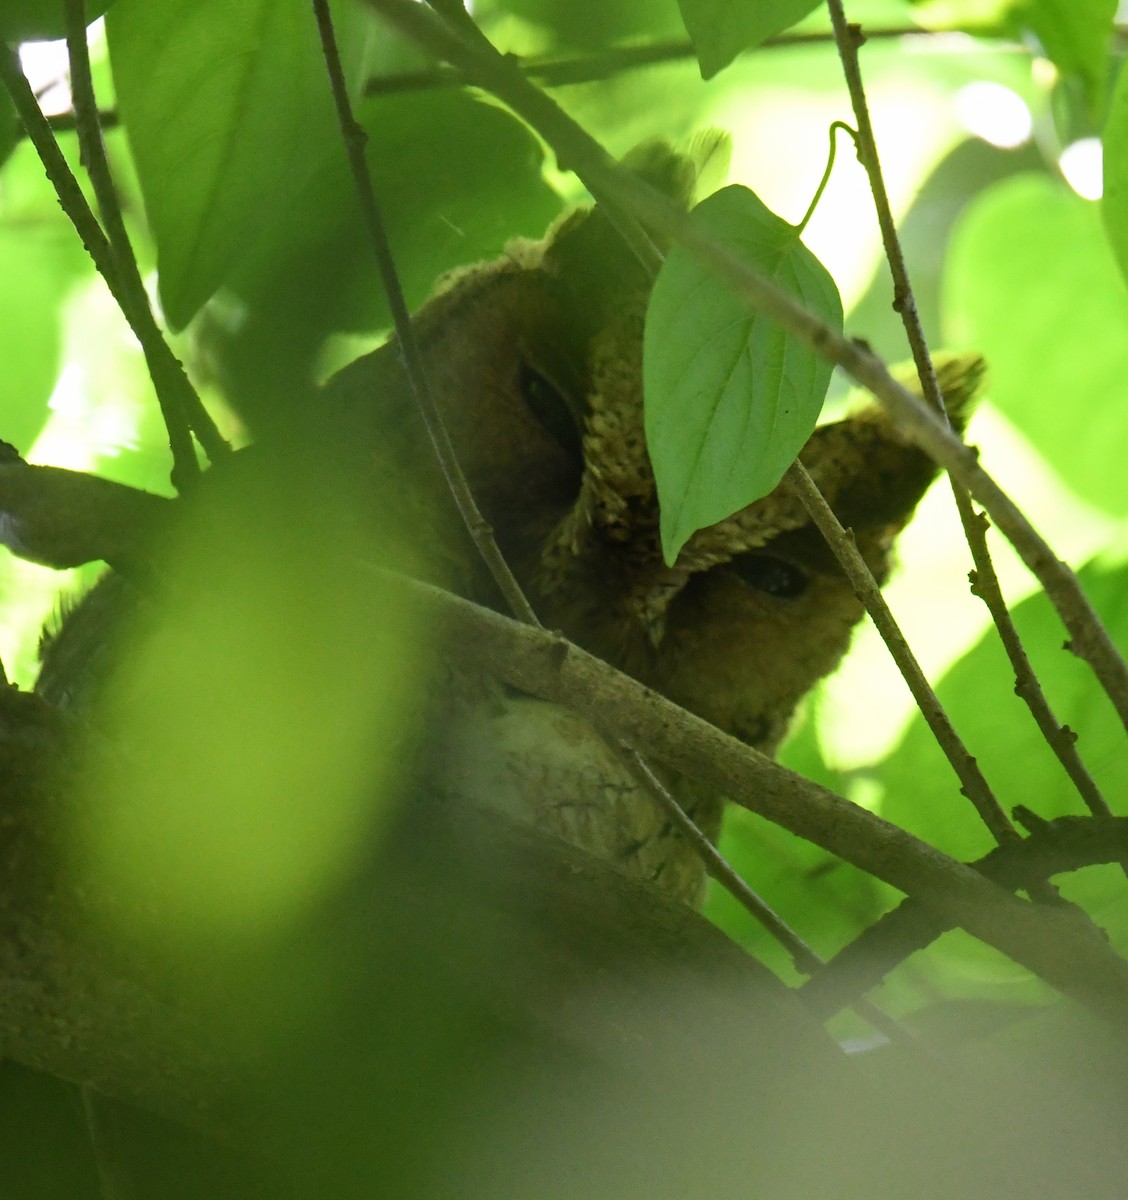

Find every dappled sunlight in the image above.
[71,495,432,960]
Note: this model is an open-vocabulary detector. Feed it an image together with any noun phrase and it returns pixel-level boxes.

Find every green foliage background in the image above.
[1,0,1127,1034]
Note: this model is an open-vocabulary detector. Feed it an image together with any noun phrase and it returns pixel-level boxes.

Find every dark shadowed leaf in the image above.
[106,0,369,330]
[0,0,115,42]
[644,184,842,564]
[676,0,823,78]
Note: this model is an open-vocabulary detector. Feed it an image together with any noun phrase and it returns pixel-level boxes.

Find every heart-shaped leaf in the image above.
[644,184,842,564]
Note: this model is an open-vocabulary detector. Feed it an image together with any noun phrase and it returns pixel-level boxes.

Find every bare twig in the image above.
[786,461,1014,843]
[801,813,1128,1020]
[362,24,1014,96]
[826,2,1112,821]
[312,0,537,624]
[63,0,229,478]
[622,746,821,973]
[362,0,1128,737]
[621,746,915,1045]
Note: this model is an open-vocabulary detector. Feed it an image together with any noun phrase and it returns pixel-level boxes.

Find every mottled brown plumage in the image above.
[330,147,982,902]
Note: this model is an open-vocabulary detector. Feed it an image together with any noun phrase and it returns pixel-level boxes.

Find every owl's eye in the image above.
[517,362,583,465]
[730,554,809,599]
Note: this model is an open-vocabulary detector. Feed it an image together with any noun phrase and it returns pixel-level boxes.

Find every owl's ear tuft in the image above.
[619,140,699,208]
[540,133,730,326]
[620,130,731,207]
[922,351,985,434]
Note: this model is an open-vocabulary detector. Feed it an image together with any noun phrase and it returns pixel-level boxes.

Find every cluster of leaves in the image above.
[0,0,1127,1027]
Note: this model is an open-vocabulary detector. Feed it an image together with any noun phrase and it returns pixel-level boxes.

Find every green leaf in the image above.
[1012,0,1115,116]
[676,0,823,79]
[234,89,558,331]
[945,173,1128,516]
[644,184,842,564]
[0,141,92,452]
[1103,61,1128,280]
[0,0,115,43]
[106,0,369,330]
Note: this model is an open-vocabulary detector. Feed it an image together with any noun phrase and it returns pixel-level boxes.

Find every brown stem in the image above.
[801,813,1128,1020]
[825,0,1112,821]
[621,746,913,1043]
[362,24,1016,96]
[786,461,1013,843]
[61,3,229,479]
[311,0,538,625]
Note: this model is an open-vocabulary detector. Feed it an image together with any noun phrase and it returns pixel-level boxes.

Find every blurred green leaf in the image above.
[0,87,15,171]
[106,0,369,330]
[644,184,841,564]
[1011,0,1115,116]
[235,88,559,330]
[946,173,1128,515]
[677,0,823,78]
[0,0,115,42]
[0,143,92,452]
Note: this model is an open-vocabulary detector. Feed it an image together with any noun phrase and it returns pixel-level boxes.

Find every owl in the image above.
[322,145,981,902]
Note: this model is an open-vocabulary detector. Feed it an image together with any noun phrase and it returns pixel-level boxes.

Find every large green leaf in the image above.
[644,184,842,564]
[0,0,115,42]
[946,173,1128,516]
[106,0,369,330]
[232,89,559,333]
[676,0,823,79]
[1011,0,1115,116]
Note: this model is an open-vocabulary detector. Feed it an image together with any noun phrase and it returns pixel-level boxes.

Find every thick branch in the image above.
[382,567,1128,1026]
[801,814,1128,1020]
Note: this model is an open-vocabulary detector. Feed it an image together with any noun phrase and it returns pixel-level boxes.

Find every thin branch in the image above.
[621,746,914,1044]
[62,0,229,481]
[826,3,1112,822]
[362,24,1015,97]
[376,565,1128,1027]
[0,47,183,483]
[423,0,663,276]
[786,461,1013,843]
[311,0,537,624]
[800,813,1128,1021]
[621,746,821,973]
[362,0,1128,738]
[965,510,1111,817]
